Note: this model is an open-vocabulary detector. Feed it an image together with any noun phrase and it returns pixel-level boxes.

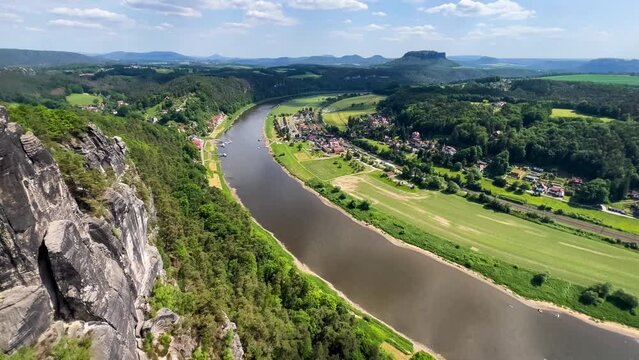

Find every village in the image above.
[273,106,639,218]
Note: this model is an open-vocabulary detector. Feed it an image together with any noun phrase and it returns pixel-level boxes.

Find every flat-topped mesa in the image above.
[401,50,447,61]
[0,106,162,359]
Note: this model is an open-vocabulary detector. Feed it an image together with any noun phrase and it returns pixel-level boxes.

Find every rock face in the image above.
[0,106,162,359]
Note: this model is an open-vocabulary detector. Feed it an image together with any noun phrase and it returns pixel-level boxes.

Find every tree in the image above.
[579,290,602,306]
[445,181,461,194]
[572,178,610,205]
[492,177,507,188]
[486,150,510,177]
[608,289,638,311]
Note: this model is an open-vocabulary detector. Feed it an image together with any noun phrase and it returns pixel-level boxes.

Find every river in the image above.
[219,105,639,360]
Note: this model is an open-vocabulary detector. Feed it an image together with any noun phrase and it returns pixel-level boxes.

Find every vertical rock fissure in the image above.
[37,241,70,321]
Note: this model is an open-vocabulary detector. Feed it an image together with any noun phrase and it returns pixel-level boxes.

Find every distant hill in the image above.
[579,59,639,73]
[212,54,391,67]
[99,51,195,62]
[387,51,457,67]
[0,49,98,67]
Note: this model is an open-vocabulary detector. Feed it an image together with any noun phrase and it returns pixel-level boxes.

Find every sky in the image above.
[0,0,638,59]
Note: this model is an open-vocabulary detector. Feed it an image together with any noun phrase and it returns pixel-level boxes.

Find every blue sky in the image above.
[0,0,638,58]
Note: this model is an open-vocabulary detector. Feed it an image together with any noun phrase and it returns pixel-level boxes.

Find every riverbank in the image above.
[205,102,439,360]
[263,100,639,338]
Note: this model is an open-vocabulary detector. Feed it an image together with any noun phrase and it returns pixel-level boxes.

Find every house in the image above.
[629,191,639,200]
[508,171,520,179]
[190,138,204,150]
[411,131,421,142]
[569,177,583,186]
[478,161,488,172]
[532,167,544,173]
[524,175,538,182]
[441,145,457,156]
[548,186,565,198]
[533,183,547,196]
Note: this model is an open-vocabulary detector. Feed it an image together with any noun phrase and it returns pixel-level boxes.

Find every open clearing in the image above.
[542,74,639,86]
[323,94,386,129]
[288,72,322,79]
[550,108,614,122]
[332,172,639,294]
[66,93,101,106]
[272,95,330,116]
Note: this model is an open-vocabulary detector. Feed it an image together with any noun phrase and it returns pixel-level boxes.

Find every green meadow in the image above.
[322,94,386,129]
[543,74,639,86]
[333,172,639,295]
[65,93,101,106]
[550,108,614,122]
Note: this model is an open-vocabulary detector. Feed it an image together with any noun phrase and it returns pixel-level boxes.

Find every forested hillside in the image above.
[378,79,639,201]
[7,104,405,359]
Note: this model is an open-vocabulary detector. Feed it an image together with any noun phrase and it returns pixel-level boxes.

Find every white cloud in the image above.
[124,0,296,25]
[123,0,202,17]
[0,12,22,23]
[245,2,296,25]
[154,22,174,30]
[48,19,104,29]
[343,18,352,24]
[49,7,129,22]
[25,26,44,32]
[288,0,368,11]
[382,24,444,41]
[372,11,386,16]
[363,23,387,31]
[467,24,564,39]
[424,0,534,20]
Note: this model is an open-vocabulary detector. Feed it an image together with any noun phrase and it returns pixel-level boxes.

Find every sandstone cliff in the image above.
[0,106,162,359]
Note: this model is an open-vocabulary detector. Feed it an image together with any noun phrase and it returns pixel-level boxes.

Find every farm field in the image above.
[323,94,386,129]
[332,171,639,294]
[550,108,614,122]
[433,166,639,235]
[271,95,329,116]
[65,93,101,106]
[542,74,639,86]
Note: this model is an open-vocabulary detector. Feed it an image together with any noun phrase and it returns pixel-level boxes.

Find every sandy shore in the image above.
[260,121,639,342]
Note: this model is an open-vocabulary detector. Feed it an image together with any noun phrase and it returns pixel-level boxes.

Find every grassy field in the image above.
[288,72,322,79]
[359,138,391,152]
[65,93,101,106]
[333,172,639,295]
[272,95,330,116]
[543,74,639,86]
[433,166,639,235]
[322,94,386,129]
[550,108,614,122]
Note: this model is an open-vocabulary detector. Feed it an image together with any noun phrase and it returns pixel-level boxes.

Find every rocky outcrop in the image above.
[218,314,244,360]
[0,106,162,359]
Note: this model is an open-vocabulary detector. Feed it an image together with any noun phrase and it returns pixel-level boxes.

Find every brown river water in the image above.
[219,105,639,360]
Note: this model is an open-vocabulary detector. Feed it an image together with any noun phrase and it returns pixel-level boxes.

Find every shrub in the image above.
[531,273,548,287]
[358,200,371,211]
[445,181,461,194]
[608,289,638,311]
[50,335,92,360]
[492,177,507,188]
[590,282,613,298]
[579,290,602,306]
